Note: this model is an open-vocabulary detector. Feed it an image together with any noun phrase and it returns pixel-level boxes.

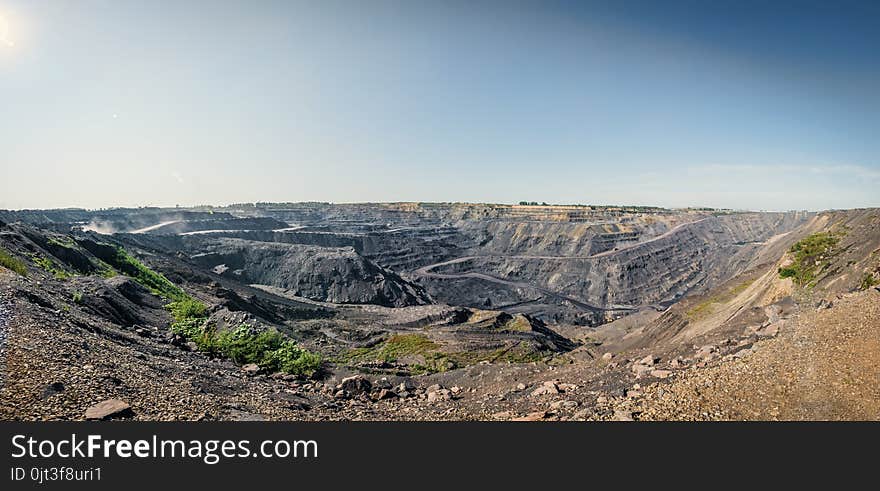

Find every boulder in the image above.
[372,389,397,401]
[756,322,780,337]
[396,379,417,393]
[426,388,452,402]
[696,345,716,359]
[549,400,579,410]
[530,381,559,397]
[558,382,578,392]
[338,375,372,396]
[638,354,657,366]
[631,364,652,378]
[651,369,672,379]
[85,399,131,420]
[512,411,548,422]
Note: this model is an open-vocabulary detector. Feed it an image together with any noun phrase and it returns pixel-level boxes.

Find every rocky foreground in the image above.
[617,289,880,420]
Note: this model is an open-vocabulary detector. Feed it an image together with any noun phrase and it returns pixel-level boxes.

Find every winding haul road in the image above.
[413,217,711,313]
[415,262,634,313]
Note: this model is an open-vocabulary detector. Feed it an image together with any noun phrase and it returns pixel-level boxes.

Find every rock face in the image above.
[78,276,171,328]
[416,212,812,324]
[189,238,432,307]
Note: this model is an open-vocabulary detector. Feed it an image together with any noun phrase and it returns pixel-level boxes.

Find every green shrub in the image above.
[263,347,323,376]
[166,301,322,377]
[167,297,207,321]
[0,248,27,276]
[214,326,322,376]
[72,291,83,304]
[166,297,210,339]
[778,231,842,287]
[162,278,320,376]
[860,272,879,290]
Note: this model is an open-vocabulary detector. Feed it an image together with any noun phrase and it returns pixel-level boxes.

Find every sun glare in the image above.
[0,13,15,47]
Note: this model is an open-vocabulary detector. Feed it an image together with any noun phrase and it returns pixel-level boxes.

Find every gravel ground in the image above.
[602,288,880,421]
[0,286,10,387]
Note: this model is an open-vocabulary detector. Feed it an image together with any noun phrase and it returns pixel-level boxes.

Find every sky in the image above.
[1,0,878,211]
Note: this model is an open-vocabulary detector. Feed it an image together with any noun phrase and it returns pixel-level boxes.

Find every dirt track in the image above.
[414,258,635,312]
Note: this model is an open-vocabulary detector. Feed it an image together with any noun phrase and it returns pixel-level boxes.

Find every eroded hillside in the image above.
[0,204,877,421]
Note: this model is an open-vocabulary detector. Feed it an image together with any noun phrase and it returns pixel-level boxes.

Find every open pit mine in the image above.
[1,202,878,421]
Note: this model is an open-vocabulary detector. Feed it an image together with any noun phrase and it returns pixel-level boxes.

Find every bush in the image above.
[167,297,207,321]
[166,300,322,377]
[778,231,841,286]
[72,291,83,304]
[0,248,27,276]
[163,282,321,376]
[166,297,209,339]
[215,326,322,376]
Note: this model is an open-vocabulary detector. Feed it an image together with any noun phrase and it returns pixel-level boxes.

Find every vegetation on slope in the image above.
[166,297,322,377]
[104,246,187,300]
[778,231,842,287]
[31,254,73,280]
[336,333,544,374]
[82,243,323,376]
[686,279,754,320]
[213,327,322,376]
[861,272,879,290]
[0,248,27,276]
[339,334,439,364]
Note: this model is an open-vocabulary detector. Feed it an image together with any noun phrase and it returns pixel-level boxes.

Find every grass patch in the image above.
[72,291,83,304]
[47,236,76,248]
[860,272,879,290]
[338,334,439,364]
[336,334,544,374]
[166,297,210,339]
[96,260,118,278]
[445,343,544,366]
[0,248,27,276]
[31,254,73,279]
[687,278,754,320]
[167,297,207,322]
[778,231,842,287]
[105,246,186,300]
[166,299,321,376]
[500,315,533,332]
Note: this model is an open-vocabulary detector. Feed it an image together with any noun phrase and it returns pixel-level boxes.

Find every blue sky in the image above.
[1,0,878,210]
